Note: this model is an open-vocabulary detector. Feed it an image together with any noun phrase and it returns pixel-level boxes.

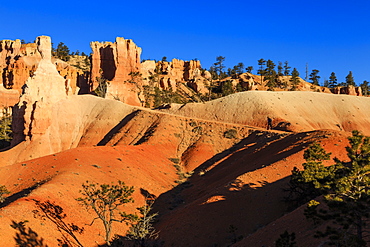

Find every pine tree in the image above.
[283,61,291,76]
[289,68,300,90]
[234,62,244,75]
[54,42,70,62]
[297,131,370,246]
[345,71,355,86]
[328,72,338,88]
[264,60,277,90]
[309,69,320,86]
[246,66,253,73]
[257,58,266,81]
[277,61,283,76]
[360,80,370,96]
[213,56,226,80]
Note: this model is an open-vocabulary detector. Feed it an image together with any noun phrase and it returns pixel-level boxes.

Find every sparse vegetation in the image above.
[275,230,297,247]
[94,69,109,98]
[0,109,12,149]
[289,131,370,246]
[76,181,136,246]
[126,200,159,246]
[0,185,10,203]
[224,129,238,139]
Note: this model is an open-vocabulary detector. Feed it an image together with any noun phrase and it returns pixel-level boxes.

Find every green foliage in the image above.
[360,80,370,96]
[283,61,291,76]
[94,70,109,98]
[309,69,320,86]
[246,66,253,73]
[126,200,159,246]
[149,85,195,108]
[54,42,70,62]
[264,59,278,90]
[277,61,284,76]
[221,80,234,96]
[76,181,136,246]
[345,71,355,86]
[290,131,370,246]
[275,230,297,247]
[0,184,10,203]
[327,72,338,88]
[289,68,300,91]
[224,129,238,139]
[0,110,12,149]
[257,58,266,78]
[286,143,332,206]
[210,56,227,80]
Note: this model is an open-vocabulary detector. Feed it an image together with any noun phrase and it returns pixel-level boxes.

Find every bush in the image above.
[224,129,237,139]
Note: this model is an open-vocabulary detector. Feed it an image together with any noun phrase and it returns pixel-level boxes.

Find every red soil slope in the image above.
[0,91,368,246]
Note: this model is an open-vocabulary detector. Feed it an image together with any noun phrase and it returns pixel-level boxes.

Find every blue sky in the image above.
[2,0,370,85]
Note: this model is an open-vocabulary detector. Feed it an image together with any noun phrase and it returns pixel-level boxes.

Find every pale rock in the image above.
[12,36,68,145]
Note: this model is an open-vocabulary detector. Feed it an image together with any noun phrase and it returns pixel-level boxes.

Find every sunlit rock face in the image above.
[90,37,142,105]
[12,36,68,145]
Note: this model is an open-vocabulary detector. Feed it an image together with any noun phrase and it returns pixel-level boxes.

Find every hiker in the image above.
[267,117,273,130]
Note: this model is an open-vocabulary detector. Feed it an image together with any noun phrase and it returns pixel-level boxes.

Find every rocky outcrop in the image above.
[141,58,210,94]
[0,38,87,97]
[90,37,142,105]
[331,85,362,96]
[12,36,68,145]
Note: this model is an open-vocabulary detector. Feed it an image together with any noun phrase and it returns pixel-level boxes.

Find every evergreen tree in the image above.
[54,42,70,62]
[234,62,245,75]
[345,71,355,86]
[290,68,300,90]
[309,69,320,86]
[221,80,234,96]
[327,72,338,88]
[257,58,266,82]
[291,131,370,246]
[264,59,278,90]
[213,56,226,80]
[360,80,370,96]
[277,61,284,76]
[246,66,253,73]
[76,181,137,246]
[283,61,291,76]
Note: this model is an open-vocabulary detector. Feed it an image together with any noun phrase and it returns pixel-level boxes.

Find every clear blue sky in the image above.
[2,0,370,85]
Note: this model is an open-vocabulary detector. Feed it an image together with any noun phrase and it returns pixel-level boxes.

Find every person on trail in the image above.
[267,117,273,130]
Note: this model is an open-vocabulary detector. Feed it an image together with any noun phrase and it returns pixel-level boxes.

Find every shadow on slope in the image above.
[0,178,51,209]
[152,131,321,246]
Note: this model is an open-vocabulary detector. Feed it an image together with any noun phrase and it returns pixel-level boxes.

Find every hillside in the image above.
[0,35,369,247]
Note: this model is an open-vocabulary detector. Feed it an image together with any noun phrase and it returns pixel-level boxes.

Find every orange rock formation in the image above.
[90,37,142,105]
